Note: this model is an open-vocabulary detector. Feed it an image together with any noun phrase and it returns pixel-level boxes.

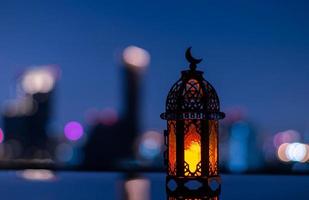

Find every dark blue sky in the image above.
[0,0,308,135]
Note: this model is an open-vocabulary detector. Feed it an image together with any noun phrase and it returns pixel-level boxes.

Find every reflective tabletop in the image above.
[0,171,307,200]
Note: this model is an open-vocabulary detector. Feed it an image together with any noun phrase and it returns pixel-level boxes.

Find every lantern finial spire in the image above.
[185,47,202,71]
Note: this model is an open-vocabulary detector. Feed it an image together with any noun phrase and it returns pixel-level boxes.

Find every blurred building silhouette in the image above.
[83,46,150,169]
[1,66,58,159]
[3,93,52,158]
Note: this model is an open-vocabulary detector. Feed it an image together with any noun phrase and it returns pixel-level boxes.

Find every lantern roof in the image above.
[161,48,225,120]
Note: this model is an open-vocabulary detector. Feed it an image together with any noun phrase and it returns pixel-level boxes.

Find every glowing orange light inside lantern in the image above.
[184,122,201,176]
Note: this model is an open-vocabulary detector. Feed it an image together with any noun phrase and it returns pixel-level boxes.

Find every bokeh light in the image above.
[0,128,4,143]
[2,97,37,117]
[286,143,307,162]
[100,108,118,126]
[21,66,56,94]
[124,178,150,200]
[301,144,309,162]
[228,121,250,172]
[277,143,290,162]
[277,142,309,163]
[123,46,150,68]
[273,130,300,149]
[85,107,119,126]
[64,121,84,141]
[19,169,55,181]
[138,131,163,160]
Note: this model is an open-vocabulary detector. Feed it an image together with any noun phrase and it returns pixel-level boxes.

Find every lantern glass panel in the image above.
[168,120,176,175]
[184,120,201,176]
[209,120,218,176]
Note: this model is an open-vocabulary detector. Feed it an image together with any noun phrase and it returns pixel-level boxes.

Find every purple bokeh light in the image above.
[64,121,84,141]
[0,128,4,143]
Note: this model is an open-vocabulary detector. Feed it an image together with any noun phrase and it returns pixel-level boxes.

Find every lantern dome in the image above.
[161,48,225,120]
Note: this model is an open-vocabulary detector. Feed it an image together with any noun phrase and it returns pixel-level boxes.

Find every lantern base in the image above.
[166,175,221,198]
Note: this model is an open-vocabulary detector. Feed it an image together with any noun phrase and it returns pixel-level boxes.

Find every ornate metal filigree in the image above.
[209,120,218,176]
[184,161,202,177]
[168,120,177,175]
[161,71,224,120]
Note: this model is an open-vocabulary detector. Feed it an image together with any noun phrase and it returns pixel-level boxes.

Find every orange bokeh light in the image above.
[277,143,290,162]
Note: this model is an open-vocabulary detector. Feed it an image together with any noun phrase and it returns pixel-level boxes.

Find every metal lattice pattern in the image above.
[209,120,218,176]
[184,161,202,177]
[168,120,177,176]
[163,70,224,120]
[182,79,205,111]
[166,79,183,112]
[203,81,220,113]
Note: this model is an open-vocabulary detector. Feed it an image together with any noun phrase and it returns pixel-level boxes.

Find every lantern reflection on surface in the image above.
[161,48,225,198]
[167,194,219,200]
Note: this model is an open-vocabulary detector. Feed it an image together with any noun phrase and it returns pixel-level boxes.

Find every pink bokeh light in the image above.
[0,128,4,143]
[273,130,300,149]
[64,121,84,141]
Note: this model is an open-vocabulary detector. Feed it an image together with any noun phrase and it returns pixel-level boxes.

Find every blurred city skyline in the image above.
[0,0,308,137]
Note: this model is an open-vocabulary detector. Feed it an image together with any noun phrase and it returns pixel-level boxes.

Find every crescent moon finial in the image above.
[185,47,202,70]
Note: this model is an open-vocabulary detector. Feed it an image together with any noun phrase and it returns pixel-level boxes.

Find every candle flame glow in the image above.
[185,141,201,175]
[184,122,201,176]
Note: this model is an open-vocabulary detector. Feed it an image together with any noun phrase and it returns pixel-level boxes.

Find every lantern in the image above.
[161,48,225,199]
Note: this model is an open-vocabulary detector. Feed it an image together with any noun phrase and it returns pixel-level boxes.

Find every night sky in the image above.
[0,0,308,136]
